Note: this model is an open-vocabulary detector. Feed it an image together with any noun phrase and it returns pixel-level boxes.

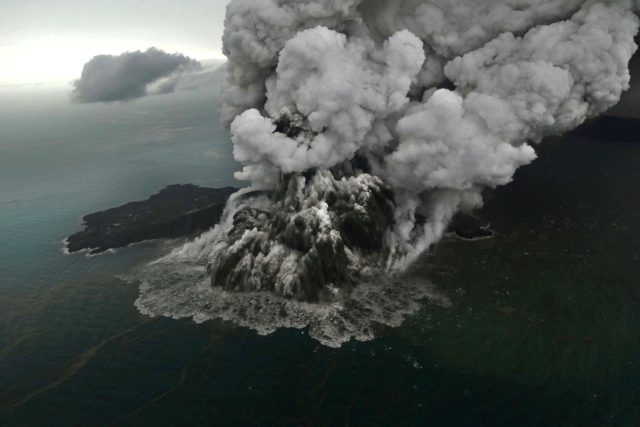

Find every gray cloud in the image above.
[71,47,201,103]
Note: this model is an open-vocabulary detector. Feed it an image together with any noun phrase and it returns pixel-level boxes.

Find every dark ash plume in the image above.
[208,169,394,302]
[71,48,200,103]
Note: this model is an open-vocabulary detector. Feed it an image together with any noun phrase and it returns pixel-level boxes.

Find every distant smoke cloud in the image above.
[71,48,201,103]
[171,61,228,93]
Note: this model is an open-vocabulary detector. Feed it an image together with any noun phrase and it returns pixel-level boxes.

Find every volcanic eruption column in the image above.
[201,0,639,302]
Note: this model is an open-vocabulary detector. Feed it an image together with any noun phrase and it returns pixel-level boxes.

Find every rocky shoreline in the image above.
[65,184,237,255]
[66,181,498,257]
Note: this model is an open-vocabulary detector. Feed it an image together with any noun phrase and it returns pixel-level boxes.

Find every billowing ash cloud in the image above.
[136,0,640,346]
[71,48,201,103]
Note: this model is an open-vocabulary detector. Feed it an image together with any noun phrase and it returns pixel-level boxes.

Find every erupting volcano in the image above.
[135,0,640,346]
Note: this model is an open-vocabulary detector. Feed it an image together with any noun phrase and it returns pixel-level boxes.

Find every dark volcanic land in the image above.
[65,115,638,256]
[65,184,237,255]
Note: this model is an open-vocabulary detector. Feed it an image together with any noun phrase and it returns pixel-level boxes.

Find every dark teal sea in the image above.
[0,86,639,426]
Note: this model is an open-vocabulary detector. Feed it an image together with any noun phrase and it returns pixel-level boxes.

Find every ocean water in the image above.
[1,85,639,426]
[0,85,239,292]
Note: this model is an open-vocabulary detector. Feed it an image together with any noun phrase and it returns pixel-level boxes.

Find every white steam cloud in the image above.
[223,0,638,265]
[136,0,640,346]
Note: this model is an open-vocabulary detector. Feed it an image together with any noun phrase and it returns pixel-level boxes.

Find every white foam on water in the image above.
[132,251,450,348]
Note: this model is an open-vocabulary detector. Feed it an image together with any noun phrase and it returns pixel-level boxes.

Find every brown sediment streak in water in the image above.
[109,326,227,426]
[0,277,135,332]
[121,319,184,347]
[110,363,190,426]
[287,356,338,425]
[0,330,41,365]
[2,318,154,413]
[344,386,364,427]
[316,358,338,392]
[173,326,228,412]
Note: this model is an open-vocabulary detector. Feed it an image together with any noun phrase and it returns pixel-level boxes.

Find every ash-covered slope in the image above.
[208,169,394,302]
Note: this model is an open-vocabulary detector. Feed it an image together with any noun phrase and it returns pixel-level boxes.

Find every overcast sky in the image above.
[0,0,232,86]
